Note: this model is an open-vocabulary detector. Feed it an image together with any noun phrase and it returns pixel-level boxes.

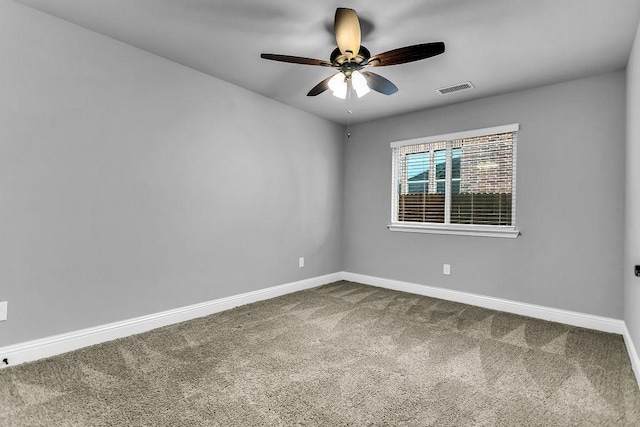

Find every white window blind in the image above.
[390,124,519,238]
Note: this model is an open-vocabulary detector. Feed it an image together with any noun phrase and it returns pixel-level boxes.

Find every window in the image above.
[389,124,519,238]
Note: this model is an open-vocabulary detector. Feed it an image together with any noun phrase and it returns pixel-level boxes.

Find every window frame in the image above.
[388,124,520,239]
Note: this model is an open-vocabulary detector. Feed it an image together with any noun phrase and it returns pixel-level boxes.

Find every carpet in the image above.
[1,281,639,426]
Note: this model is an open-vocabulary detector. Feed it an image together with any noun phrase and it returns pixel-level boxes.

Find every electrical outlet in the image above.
[299,257,305,268]
[443,264,451,275]
[0,301,7,321]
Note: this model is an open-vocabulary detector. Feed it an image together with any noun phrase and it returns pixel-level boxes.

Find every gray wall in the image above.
[343,71,626,319]
[0,1,344,347]
[0,0,632,350]
[625,22,640,358]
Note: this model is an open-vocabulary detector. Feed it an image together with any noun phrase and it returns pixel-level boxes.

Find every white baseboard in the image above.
[341,272,626,334]
[2,270,636,385]
[346,271,639,387]
[622,324,640,385]
[0,272,341,369]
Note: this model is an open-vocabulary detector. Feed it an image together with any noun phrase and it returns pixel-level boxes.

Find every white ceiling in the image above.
[15,0,640,124]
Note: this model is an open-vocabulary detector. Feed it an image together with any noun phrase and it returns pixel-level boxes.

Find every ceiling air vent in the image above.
[437,81,474,95]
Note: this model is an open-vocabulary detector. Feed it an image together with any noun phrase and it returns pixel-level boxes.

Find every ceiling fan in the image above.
[260,8,445,99]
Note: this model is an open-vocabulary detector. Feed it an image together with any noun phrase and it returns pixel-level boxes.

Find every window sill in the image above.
[387,222,520,238]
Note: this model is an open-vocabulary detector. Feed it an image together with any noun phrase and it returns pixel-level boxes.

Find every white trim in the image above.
[341,272,624,334]
[0,273,341,369]
[511,130,518,224]
[388,222,520,238]
[345,271,637,389]
[390,145,399,222]
[2,270,636,392]
[390,123,520,148]
[622,324,640,385]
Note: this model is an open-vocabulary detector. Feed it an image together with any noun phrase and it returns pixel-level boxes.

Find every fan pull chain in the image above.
[347,79,353,138]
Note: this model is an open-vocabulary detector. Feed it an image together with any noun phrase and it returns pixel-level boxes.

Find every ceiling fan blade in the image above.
[361,71,398,95]
[261,53,332,67]
[369,42,445,67]
[307,74,338,96]
[334,8,361,60]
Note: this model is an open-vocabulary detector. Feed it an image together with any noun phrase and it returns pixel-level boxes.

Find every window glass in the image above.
[391,127,517,230]
[406,152,429,194]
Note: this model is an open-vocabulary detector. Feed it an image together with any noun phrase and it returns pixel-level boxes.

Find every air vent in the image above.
[437,81,474,95]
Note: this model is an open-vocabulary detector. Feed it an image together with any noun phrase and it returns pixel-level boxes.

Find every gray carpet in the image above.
[1,281,639,426]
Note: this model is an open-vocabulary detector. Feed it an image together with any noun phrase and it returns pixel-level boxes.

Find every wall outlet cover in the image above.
[299,257,305,268]
[0,301,7,321]
[443,264,451,275]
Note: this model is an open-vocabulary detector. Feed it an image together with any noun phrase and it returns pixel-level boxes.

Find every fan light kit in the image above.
[261,8,445,99]
[328,70,369,99]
